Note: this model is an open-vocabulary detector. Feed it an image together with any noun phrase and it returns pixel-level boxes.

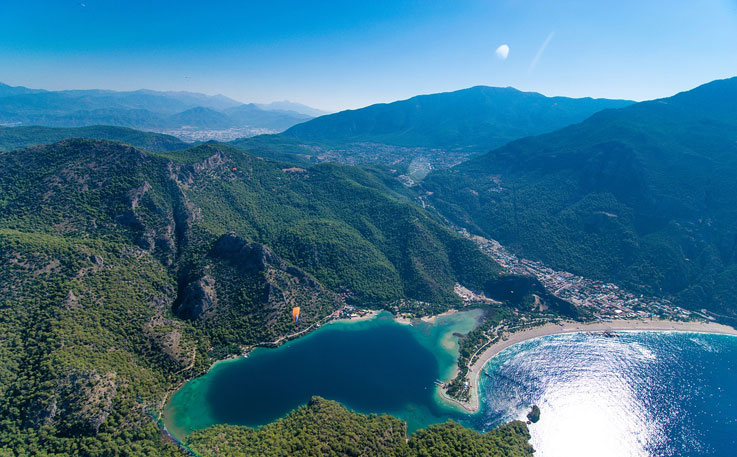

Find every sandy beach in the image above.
[443,318,737,414]
[394,309,461,326]
[420,309,459,324]
[329,309,381,324]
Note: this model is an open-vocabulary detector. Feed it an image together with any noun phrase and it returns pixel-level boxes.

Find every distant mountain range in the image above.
[255,100,331,117]
[423,77,737,317]
[282,86,633,152]
[5,78,737,319]
[0,83,316,135]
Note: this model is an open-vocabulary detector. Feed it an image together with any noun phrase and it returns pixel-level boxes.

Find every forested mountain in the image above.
[423,77,737,317]
[283,86,633,151]
[186,397,533,457]
[0,125,188,152]
[0,82,46,97]
[0,138,525,455]
[0,83,312,132]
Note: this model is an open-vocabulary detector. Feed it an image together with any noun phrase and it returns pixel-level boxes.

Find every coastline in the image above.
[211,310,382,372]
[445,318,737,414]
[163,308,478,438]
[329,309,381,324]
[162,308,384,438]
[394,308,460,326]
[163,310,381,420]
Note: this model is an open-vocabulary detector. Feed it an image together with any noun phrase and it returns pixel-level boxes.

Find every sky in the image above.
[1,0,736,111]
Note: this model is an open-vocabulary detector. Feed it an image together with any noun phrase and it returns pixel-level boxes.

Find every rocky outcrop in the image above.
[144,316,193,370]
[174,232,340,327]
[61,290,80,310]
[212,232,322,290]
[175,274,218,320]
[128,181,152,209]
[192,151,226,173]
[212,232,278,270]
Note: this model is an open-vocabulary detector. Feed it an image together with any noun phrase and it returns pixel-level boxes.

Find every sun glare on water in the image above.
[529,366,662,457]
[478,334,673,457]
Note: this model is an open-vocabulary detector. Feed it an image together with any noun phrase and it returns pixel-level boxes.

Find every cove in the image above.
[164,310,482,438]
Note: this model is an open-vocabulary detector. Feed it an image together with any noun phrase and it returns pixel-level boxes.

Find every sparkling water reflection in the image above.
[469,332,737,457]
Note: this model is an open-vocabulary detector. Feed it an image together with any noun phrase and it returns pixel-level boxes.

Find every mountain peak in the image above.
[282,85,634,151]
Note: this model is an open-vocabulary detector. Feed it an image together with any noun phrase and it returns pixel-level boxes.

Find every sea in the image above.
[164,312,737,457]
[470,331,737,457]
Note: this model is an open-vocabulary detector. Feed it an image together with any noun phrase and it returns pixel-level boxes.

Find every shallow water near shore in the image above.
[163,310,481,437]
[165,316,737,456]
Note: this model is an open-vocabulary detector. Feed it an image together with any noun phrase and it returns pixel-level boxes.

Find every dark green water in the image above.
[164,310,481,437]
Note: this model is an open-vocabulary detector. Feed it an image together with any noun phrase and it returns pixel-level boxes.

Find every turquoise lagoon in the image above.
[165,312,737,457]
[164,310,481,437]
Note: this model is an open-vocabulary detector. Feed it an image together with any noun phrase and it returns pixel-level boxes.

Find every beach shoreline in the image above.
[329,309,381,324]
[394,308,461,326]
[443,318,737,414]
[163,308,383,437]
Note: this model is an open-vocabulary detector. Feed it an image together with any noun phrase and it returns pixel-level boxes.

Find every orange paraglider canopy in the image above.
[292,307,301,323]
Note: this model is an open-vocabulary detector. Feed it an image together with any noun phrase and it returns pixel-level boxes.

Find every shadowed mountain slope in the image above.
[423,77,737,316]
[283,86,633,151]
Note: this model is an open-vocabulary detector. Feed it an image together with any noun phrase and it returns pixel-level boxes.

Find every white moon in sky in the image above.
[495,44,510,60]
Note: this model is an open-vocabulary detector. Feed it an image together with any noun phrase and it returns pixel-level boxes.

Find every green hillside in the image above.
[423,77,737,317]
[0,138,515,456]
[0,125,189,152]
[226,134,319,166]
[186,397,533,457]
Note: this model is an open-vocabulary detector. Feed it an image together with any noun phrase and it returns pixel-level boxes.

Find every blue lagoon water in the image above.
[164,310,480,437]
[166,315,737,457]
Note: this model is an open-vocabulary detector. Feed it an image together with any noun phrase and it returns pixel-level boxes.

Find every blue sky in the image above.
[1,0,736,111]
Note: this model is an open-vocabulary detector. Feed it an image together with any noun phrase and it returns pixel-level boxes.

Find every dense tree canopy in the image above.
[0,138,518,456]
[187,397,533,457]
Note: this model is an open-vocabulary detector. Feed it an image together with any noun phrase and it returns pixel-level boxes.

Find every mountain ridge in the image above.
[422,76,737,316]
[0,83,315,134]
[282,85,633,151]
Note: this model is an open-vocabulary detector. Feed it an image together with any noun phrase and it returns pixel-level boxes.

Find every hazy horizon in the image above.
[1,76,726,116]
[2,0,736,111]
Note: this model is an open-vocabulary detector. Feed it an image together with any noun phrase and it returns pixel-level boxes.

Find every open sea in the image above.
[469,331,737,457]
[165,313,737,456]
